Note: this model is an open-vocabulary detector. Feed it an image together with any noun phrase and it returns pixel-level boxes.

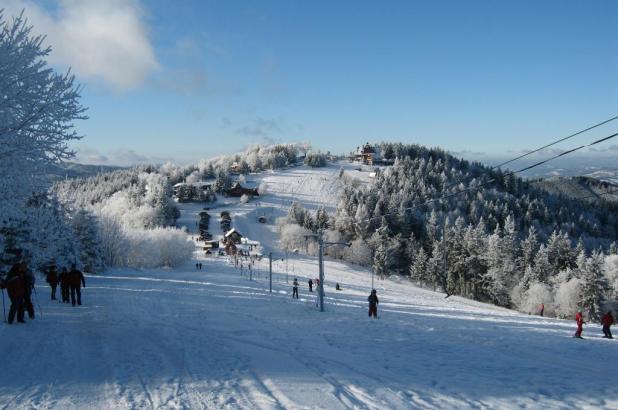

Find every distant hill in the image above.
[532,176,618,204]
[47,162,125,181]
[501,156,618,184]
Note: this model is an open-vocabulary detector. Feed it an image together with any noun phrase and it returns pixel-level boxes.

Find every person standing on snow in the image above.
[69,264,86,306]
[58,267,71,303]
[292,278,299,299]
[574,309,584,338]
[0,262,27,324]
[539,303,544,317]
[308,278,313,292]
[602,311,614,339]
[368,289,379,319]
[45,264,59,300]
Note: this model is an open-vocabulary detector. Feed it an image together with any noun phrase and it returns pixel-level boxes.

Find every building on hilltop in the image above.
[354,142,377,165]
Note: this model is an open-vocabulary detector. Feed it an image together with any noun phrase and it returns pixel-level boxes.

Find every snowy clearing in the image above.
[1,255,616,409]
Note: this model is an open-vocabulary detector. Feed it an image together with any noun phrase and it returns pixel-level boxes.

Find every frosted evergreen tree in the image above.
[315,207,329,231]
[579,250,609,321]
[72,209,104,272]
[409,247,428,286]
[532,245,552,284]
[214,170,231,193]
[428,237,447,292]
[239,160,250,175]
[288,202,306,225]
[573,238,586,262]
[520,226,539,272]
[300,212,314,232]
[546,231,573,272]
[373,242,388,280]
[574,250,588,279]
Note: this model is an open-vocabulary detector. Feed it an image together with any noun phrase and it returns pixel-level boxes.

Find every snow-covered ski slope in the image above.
[1,163,617,409]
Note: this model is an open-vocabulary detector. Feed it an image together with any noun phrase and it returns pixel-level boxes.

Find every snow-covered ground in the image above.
[1,163,617,409]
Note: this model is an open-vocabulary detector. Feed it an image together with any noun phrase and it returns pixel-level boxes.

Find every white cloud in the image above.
[2,0,159,91]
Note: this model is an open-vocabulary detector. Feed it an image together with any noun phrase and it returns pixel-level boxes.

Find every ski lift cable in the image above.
[493,115,618,169]
[438,115,618,197]
[347,131,618,227]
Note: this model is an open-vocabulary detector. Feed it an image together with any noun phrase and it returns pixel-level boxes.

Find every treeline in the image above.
[305,151,328,167]
[52,167,191,268]
[160,143,310,189]
[280,143,618,321]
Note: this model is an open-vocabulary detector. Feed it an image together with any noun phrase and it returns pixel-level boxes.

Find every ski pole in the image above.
[33,286,42,319]
[1,289,6,323]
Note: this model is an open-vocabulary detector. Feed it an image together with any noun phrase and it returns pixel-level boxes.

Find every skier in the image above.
[368,289,379,319]
[0,262,26,324]
[69,264,86,306]
[58,267,71,303]
[195,262,199,270]
[574,309,584,338]
[539,303,544,317]
[308,278,313,292]
[292,278,299,299]
[336,283,341,291]
[602,311,614,339]
[45,264,59,300]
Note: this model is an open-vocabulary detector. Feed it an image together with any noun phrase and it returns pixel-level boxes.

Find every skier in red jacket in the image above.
[574,310,584,338]
[601,311,614,339]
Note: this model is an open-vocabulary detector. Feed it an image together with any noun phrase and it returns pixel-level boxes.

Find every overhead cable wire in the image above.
[493,115,618,169]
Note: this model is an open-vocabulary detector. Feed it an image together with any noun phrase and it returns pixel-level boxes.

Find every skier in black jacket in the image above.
[69,264,86,306]
[368,289,379,319]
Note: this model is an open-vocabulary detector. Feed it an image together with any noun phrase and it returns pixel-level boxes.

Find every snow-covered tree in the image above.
[305,151,328,167]
[0,11,86,268]
[372,242,388,279]
[579,251,609,321]
[554,278,583,319]
[520,282,553,315]
[409,247,428,286]
[0,11,86,207]
[72,209,104,272]
[603,254,618,300]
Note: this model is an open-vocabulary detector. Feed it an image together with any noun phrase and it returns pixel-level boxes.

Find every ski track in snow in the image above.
[1,163,617,409]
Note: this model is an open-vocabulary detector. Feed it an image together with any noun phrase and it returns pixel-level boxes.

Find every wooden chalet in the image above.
[224,228,243,244]
[225,182,259,197]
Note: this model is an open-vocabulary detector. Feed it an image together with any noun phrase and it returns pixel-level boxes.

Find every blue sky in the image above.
[5,0,618,165]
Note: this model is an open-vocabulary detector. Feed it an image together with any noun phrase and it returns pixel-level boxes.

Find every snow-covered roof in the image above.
[241,238,260,246]
[225,228,242,237]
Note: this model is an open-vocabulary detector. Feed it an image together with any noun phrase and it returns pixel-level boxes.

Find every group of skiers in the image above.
[42,263,86,307]
[574,309,614,340]
[293,277,380,318]
[0,251,86,325]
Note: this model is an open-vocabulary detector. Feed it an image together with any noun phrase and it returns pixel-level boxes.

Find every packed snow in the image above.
[1,165,617,409]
